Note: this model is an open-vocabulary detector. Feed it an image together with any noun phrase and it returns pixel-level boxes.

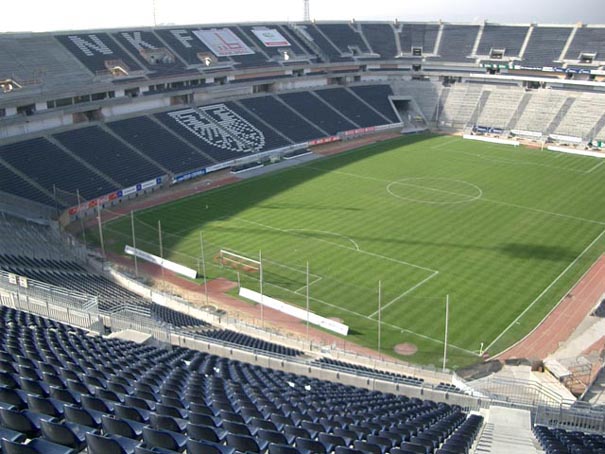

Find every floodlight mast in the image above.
[304,0,310,22]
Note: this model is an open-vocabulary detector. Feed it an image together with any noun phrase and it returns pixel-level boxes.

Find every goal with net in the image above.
[218,249,260,273]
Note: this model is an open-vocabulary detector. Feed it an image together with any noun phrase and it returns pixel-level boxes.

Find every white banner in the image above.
[549,134,583,144]
[140,178,159,190]
[511,129,543,138]
[205,162,233,173]
[125,245,198,279]
[239,287,349,336]
[121,185,138,197]
[193,28,254,57]
[251,28,290,47]
[463,134,520,147]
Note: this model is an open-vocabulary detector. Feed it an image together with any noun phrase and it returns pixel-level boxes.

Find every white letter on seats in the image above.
[68,35,113,56]
[121,32,156,51]
[170,30,194,48]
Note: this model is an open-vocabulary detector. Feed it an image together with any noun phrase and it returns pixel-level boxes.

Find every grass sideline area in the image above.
[96,133,605,368]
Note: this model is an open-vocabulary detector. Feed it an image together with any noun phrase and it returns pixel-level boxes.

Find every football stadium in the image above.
[2,3,605,452]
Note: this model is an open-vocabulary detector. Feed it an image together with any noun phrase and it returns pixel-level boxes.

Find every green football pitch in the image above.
[99,133,605,369]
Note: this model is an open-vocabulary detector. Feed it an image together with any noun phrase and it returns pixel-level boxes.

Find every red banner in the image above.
[308,136,340,146]
[343,127,376,137]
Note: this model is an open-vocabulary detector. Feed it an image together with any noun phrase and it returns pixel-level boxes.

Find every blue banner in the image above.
[173,168,207,184]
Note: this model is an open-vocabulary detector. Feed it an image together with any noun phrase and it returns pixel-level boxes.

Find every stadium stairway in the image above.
[473,406,543,454]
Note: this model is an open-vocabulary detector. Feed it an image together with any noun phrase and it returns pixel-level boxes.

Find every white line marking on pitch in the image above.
[585,160,605,174]
[484,227,605,353]
[386,178,483,205]
[263,280,476,355]
[237,217,439,274]
[481,197,605,226]
[293,275,323,294]
[306,167,605,226]
[285,228,360,251]
[430,143,590,174]
[430,138,460,150]
[368,271,439,318]
[230,218,462,351]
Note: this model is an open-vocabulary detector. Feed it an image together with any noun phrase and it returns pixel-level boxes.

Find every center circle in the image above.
[386,177,483,205]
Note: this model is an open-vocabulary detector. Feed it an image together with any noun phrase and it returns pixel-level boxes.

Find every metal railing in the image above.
[534,401,605,434]
[0,270,102,333]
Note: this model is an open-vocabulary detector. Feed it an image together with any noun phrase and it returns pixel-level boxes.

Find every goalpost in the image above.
[219,249,260,273]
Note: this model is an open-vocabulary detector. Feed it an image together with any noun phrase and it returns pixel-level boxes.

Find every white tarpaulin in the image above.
[125,245,198,279]
[239,287,349,336]
[193,28,254,57]
[251,28,290,47]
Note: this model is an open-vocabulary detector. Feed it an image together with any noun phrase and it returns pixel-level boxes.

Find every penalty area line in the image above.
[293,275,323,294]
[368,270,439,318]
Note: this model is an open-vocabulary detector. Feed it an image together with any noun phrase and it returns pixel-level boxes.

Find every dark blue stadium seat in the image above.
[63,405,103,428]
[278,91,356,135]
[399,23,439,55]
[315,88,389,127]
[85,432,140,454]
[225,432,263,453]
[335,448,365,454]
[350,86,399,124]
[102,415,146,440]
[0,387,28,409]
[115,404,151,424]
[318,432,347,452]
[0,408,56,438]
[522,27,573,67]
[0,162,57,207]
[107,117,214,175]
[142,427,187,452]
[56,33,143,74]
[269,444,302,454]
[53,126,164,188]
[186,438,236,454]
[361,24,398,59]
[40,419,94,451]
[0,303,483,454]
[0,138,118,201]
[433,25,479,62]
[239,96,324,143]
[297,24,350,61]
[1,437,76,454]
[295,437,327,454]
[353,440,383,454]
[150,414,187,433]
[315,24,371,55]
[564,27,605,64]
[476,25,529,59]
[26,395,65,418]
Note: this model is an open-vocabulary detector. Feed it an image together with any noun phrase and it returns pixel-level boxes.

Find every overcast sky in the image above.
[2,0,605,32]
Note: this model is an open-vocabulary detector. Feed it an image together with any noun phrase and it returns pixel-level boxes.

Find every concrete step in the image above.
[473,406,541,454]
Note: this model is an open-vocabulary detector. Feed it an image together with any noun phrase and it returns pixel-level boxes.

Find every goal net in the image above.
[218,249,260,273]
